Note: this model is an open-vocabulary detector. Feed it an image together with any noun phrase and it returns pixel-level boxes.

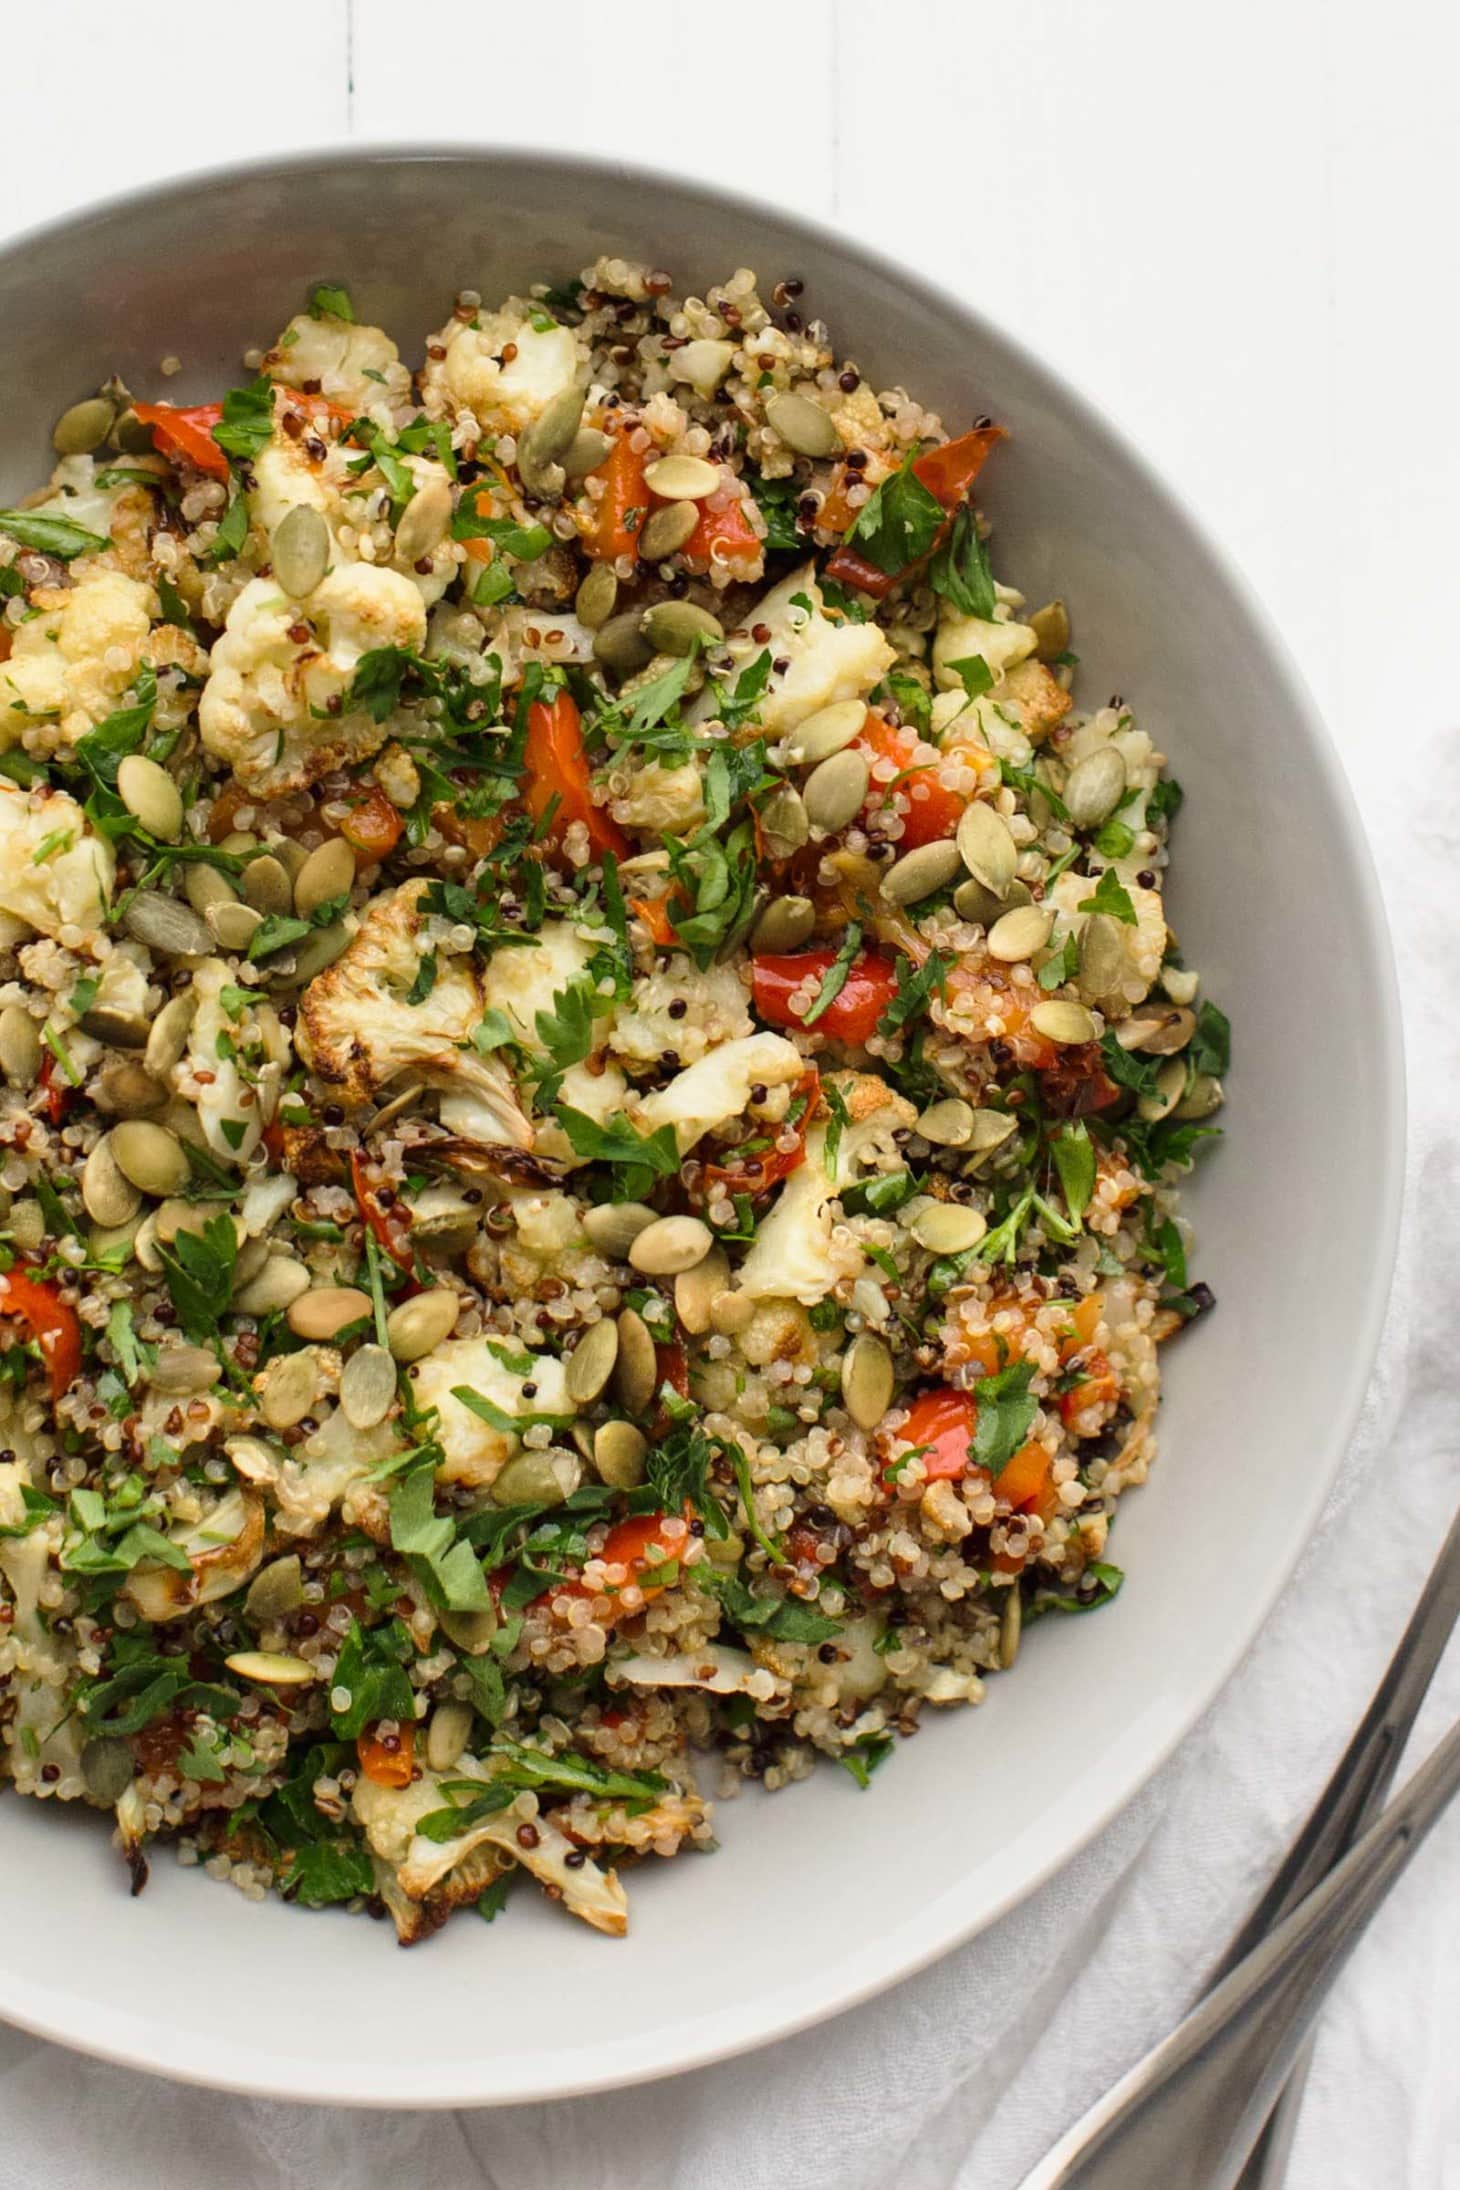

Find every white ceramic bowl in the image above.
[0,148,1402,2106]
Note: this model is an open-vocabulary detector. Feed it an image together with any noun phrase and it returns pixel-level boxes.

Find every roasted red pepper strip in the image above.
[700,1067,820,1200]
[0,1267,83,1402]
[884,1387,978,1485]
[350,1151,415,1279]
[580,431,649,563]
[824,425,1006,598]
[752,945,899,1047]
[356,1728,415,1788]
[339,787,404,863]
[130,400,230,483]
[682,494,760,567]
[36,1051,71,1127]
[857,711,964,849]
[523,689,629,861]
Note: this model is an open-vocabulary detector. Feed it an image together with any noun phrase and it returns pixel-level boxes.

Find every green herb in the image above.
[802,923,863,1028]
[704,1568,840,1643]
[309,282,355,322]
[1038,930,1081,991]
[71,665,157,790]
[975,1187,1036,1269]
[104,1301,152,1387]
[1147,778,1184,825]
[406,951,437,1006]
[1191,1000,1230,1077]
[176,1734,228,1786]
[450,1386,572,1436]
[944,654,994,703]
[845,455,945,577]
[712,648,774,731]
[156,1212,238,1343]
[1027,1561,1125,1619]
[877,948,950,1038]
[748,472,801,552]
[211,378,275,465]
[620,644,703,741]
[999,754,1069,823]
[207,490,249,566]
[282,1838,374,1906]
[0,509,108,560]
[969,1359,1040,1477]
[1094,818,1136,860]
[837,1732,895,1789]
[1051,1121,1096,1225]
[80,1640,238,1738]
[533,976,602,1088]
[550,1108,680,1199]
[882,669,931,734]
[823,1079,850,1181]
[841,1168,920,1218]
[389,1465,491,1613]
[665,817,759,968]
[327,1619,417,1738]
[449,507,551,561]
[156,574,193,630]
[1077,867,1137,926]
[475,1872,516,1923]
[730,1443,783,1564]
[349,420,416,515]
[930,503,996,618]
[646,1421,730,1539]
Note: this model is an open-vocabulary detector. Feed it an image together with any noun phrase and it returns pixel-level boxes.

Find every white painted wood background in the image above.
[4,3,1457,2184]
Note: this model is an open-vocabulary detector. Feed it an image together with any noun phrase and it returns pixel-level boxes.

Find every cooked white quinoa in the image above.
[0,259,1227,1942]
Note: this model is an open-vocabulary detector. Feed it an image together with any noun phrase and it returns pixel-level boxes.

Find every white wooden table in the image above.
[4,4,1456,2184]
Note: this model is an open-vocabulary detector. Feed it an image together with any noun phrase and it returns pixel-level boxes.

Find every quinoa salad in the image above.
[0,259,1228,1944]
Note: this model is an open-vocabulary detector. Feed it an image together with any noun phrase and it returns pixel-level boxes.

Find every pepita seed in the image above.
[259,1349,321,1430]
[208,899,263,952]
[89,1215,141,1262]
[293,836,356,920]
[78,1004,150,1049]
[394,475,453,561]
[244,1555,304,1623]
[841,1332,895,1431]
[184,864,238,918]
[988,903,1054,963]
[1063,745,1128,830]
[111,408,155,456]
[750,895,816,952]
[952,877,1004,926]
[563,427,612,480]
[340,1344,397,1429]
[147,1344,220,1396]
[758,782,810,860]
[142,992,196,1080]
[287,1285,372,1342]
[53,395,116,456]
[969,1107,1019,1153]
[1115,1005,1195,1055]
[1176,1072,1224,1121]
[492,1451,580,1508]
[218,831,259,856]
[592,610,655,675]
[784,699,867,766]
[224,1651,316,1688]
[644,454,720,501]
[765,389,841,458]
[386,1288,460,1363]
[155,1197,220,1245]
[241,854,293,917]
[707,1289,755,1336]
[881,839,963,905]
[117,754,182,841]
[1030,999,1097,1045]
[636,500,698,561]
[110,1119,189,1197]
[619,649,703,708]
[581,1202,656,1260]
[998,1584,1022,1669]
[231,1237,269,1292]
[803,748,869,835]
[426,1700,474,1773]
[917,1098,975,1147]
[271,503,330,599]
[593,1418,648,1490]
[1138,1056,1188,1123]
[92,1060,167,1117]
[273,921,349,987]
[629,1213,713,1277]
[80,1734,133,1803]
[575,563,618,629]
[8,1201,44,1251]
[566,1316,619,1405]
[956,799,1019,896]
[81,1136,141,1228]
[674,1243,730,1335]
[1028,599,1071,663]
[614,1307,658,1415]
[0,1005,41,1089]
[910,1201,987,1254]
[123,892,210,959]
[516,384,585,498]
[1077,912,1128,1004]
[641,600,724,655]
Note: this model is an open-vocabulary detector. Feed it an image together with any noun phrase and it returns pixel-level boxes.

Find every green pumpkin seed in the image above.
[1077,912,1128,1004]
[969,1108,1019,1153]
[910,1201,987,1254]
[765,389,840,458]
[956,799,1018,896]
[426,1700,474,1773]
[641,600,724,655]
[241,854,293,918]
[340,1344,397,1430]
[1063,746,1128,830]
[148,1343,220,1395]
[841,1332,894,1431]
[581,1202,656,1260]
[674,1243,730,1335]
[271,504,331,599]
[917,1098,975,1147]
[111,408,156,456]
[644,454,720,500]
[53,396,116,457]
[244,1555,304,1623]
[1138,1056,1188,1123]
[232,1256,311,1316]
[92,1060,167,1117]
[1115,1004,1195,1055]
[708,1289,755,1335]
[81,1136,141,1228]
[629,1213,713,1277]
[593,610,655,675]
[1030,999,1096,1045]
[394,476,453,562]
[110,1119,189,1197]
[224,1651,316,1688]
[575,564,618,630]
[208,899,263,952]
[143,991,196,1080]
[1028,600,1070,663]
[287,1286,372,1342]
[999,1585,1022,1669]
[385,1288,459,1363]
[803,748,869,834]
[516,385,585,498]
[184,864,238,919]
[953,877,1002,923]
[563,428,612,481]
[492,1451,580,1508]
[614,1307,658,1414]
[637,501,698,561]
[987,903,1054,963]
[0,1005,41,1089]
[1175,1072,1224,1121]
[881,839,963,905]
[273,921,349,987]
[80,1734,133,1803]
[116,753,183,842]
[78,1004,150,1049]
[758,782,810,860]
[784,699,867,766]
[751,895,816,952]
[124,891,210,959]
[293,836,356,920]
[565,1317,620,1406]
[594,1417,648,1490]
[259,1349,321,1430]
[155,1197,221,1246]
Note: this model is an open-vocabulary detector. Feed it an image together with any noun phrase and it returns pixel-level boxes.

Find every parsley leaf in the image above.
[389,1465,491,1613]
[845,456,945,577]
[1051,1121,1096,1224]
[281,1838,374,1906]
[877,948,950,1038]
[703,1568,840,1642]
[550,1108,680,1198]
[1077,868,1137,926]
[308,282,355,322]
[0,509,109,561]
[327,1619,416,1738]
[838,1732,896,1788]
[802,923,863,1028]
[1191,1000,1230,1077]
[944,654,994,703]
[930,503,996,618]
[970,1359,1040,1477]
[1027,1561,1125,1619]
[156,1212,238,1343]
[211,378,275,465]
[71,666,158,792]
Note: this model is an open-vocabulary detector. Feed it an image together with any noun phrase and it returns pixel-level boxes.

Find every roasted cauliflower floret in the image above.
[181,958,268,1164]
[249,425,357,548]
[263,309,412,413]
[408,1334,571,1488]
[0,781,113,942]
[478,920,611,1053]
[932,608,1038,692]
[737,1073,915,1305]
[297,881,532,1147]
[691,564,894,736]
[633,1032,805,1153]
[422,300,588,434]
[198,563,426,794]
[0,569,156,748]
[608,959,751,1069]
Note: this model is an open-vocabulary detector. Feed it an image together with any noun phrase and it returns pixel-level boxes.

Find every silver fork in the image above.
[1015,1505,1460,2190]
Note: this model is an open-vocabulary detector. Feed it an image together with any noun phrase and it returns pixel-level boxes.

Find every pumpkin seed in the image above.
[910,1201,987,1254]
[0,1005,41,1089]
[1176,1072,1224,1122]
[386,1288,460,1363]
[952,876,1003,926]
[110,1119,189,1197]
[394,475,453,561]
[224,1651,316,1688]
[969,1108,1019,1153]
[440,1605,499,1654]
[563,427,612,481]
[405,1189,478,1257]
[92,1060,167,1117]
[1116,1004,1195,1056]
[8,1201,44,1251]
[636,500,699,561]
[143,991,196,1079]
[492,1451,580,1508]
[917,1098,975,1147]
[674,1243,730,1335]
[641,600,724,655]
[581,1201,656,1260]
[708,1289,755,1336]
[592,610,655,675]
[629,1213,713,1277]
[271,504,330,599]
[293,836,356,920]
[426,1700,474,1773]
[273,921,349,987]
[803,748,869,834]
[841,1332,894,1431]
[208,899,263,952]
[614,1307,658,1414]
[184,864,238,919]
[116,753,183,841]
[643,453,720,500]
[231,1237,269,1292]
[53,395,116,457]
[516,385,585,498]
[1030,999,1096,1045]
[123,892,210,959]
[1138,1056,1188,1123]
[259,1349,320,1430]
[81,1136,141,1228]
[340,1344,397,1429]
[217,831,259,856]
[1077,912,1128,1004]
[111,408,155,456]
[998,1584,1022,1669]
[227,1433,281,1484]
[956,799,1018,897]
[765,389,840,458]
[154,1197,222,1246]
[1028,600,1070,663]
[233,1258,308,1320]
[751,895,816,952]
[1063,746,1128,830]
[881,839,963,905]
[78,1004,150,1049]
[244,1555,304,1623]
[758,782,810,860]
[80,1734,133,1803]
[566,1316,619,1405]
[148,1344,220,1396]
[241,854,293,917]
[784,699,867,766]
[89,1215,141,1262]
[988,903,1054,963]
[593,1418,648,1490]
[287,1286,372,1342]
[575,564,618,629]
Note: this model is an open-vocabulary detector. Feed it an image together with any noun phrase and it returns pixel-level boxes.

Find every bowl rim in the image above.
[0,139,1406,2109]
